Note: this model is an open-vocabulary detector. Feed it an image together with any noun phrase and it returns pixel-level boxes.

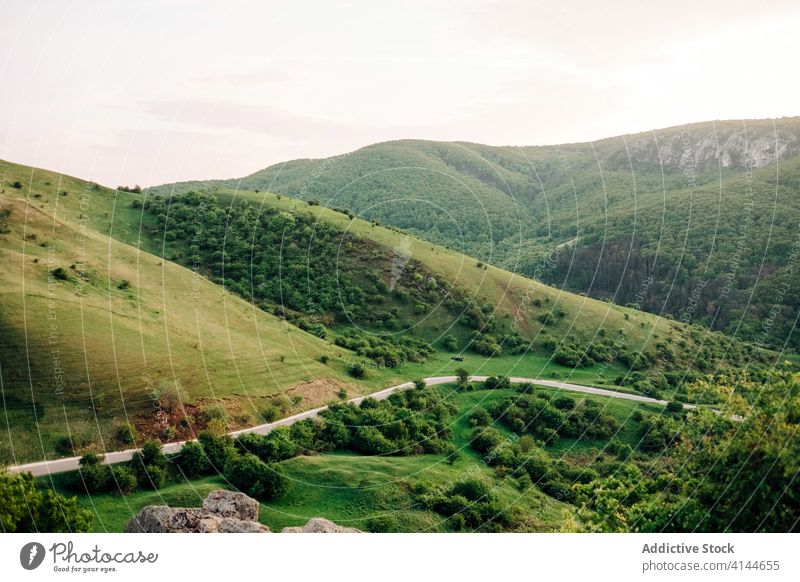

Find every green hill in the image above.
[0,158,771,463]
[152,117,800,350]
[0,161,400,464]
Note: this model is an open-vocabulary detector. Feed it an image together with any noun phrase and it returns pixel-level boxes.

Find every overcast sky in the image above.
[1,0,799,186]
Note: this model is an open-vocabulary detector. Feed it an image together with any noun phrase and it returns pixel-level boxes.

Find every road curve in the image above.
[6,376,680,477]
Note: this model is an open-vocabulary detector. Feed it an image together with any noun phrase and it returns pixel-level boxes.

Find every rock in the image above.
[124,490,269,533]
[281,517,361,533]
[202,490,259,521]
[218,518,269,533]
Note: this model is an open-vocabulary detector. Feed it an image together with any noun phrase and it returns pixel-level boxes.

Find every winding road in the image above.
[7,375,682,477]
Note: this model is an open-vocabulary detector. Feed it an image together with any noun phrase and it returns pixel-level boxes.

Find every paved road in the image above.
[7,375,681,477]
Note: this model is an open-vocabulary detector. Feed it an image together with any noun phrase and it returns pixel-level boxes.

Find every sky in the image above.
[1,0,799,186]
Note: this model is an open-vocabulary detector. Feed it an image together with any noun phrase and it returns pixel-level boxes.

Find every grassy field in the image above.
[43,383,662,532]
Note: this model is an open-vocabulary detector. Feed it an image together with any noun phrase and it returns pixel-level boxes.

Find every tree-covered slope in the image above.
[152,117,800,349]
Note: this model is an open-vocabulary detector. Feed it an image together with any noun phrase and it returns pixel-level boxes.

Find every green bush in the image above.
[224,453,287,500]
[349,363,367,379]
[198,431,236,471]
[0,471,92,532]
[469,427,506,453]
[109,465,137,496]
[54,435,74,455]
[116,424,137,445]
[666,401,684,414]
[175,441,211,477]
[129,440,167,490]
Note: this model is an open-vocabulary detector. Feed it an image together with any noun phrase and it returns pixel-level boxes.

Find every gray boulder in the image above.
[281,517,361,533]
[203,490,260,521]
[124,490,269,533]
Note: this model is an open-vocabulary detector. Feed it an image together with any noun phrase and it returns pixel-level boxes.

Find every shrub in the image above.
[552,395,576,410]
[74,454,110,494]
[198,431,236,471]
[224,453,287,500]
[666,401,684,414]
[50,267,71,281]
[319,355,330,364]
[483,376,510,390]
[129,439,167,490]
[260,405,280,422]
[116,424,137,445]
[349,363,367,379]
[468,408,492,427]
[450,477,492,502]
[442,335,458,350]
[54,435,74,455]
[470,427,506,453]
[352,426,394,455]
[109,465,137,495]
[11,181,23,189]
[0,472,92,532]
[175,441,211,477]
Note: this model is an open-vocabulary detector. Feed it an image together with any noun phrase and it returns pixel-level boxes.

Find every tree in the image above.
[442,335,458,350]
[224,453,287,500]
[455,367,470,385]
[0,471,91,532]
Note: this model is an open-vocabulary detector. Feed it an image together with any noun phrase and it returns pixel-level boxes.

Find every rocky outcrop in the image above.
[124,490,269,533]
[281,517,361,533]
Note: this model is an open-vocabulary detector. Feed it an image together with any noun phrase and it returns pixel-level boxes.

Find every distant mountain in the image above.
[152,117,800,350]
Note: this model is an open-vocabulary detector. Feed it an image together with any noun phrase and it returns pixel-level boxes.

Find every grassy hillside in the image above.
[151,118,800,349]
[0,158,772,464]
[0,161,406,464]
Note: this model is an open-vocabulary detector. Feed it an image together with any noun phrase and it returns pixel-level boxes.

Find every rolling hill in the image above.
[0,158,770,463]
[151,117,800,350]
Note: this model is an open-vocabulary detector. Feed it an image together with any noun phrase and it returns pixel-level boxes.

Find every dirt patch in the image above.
[133,403,206,442]
[286,377,353,409]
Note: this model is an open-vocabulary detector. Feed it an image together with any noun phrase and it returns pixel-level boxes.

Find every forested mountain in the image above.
[153,117,800,350]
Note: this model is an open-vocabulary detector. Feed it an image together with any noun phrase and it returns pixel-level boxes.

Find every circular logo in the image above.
[19,542,46,570]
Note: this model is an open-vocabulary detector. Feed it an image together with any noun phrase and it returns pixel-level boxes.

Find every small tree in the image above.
[455,368,470,385]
